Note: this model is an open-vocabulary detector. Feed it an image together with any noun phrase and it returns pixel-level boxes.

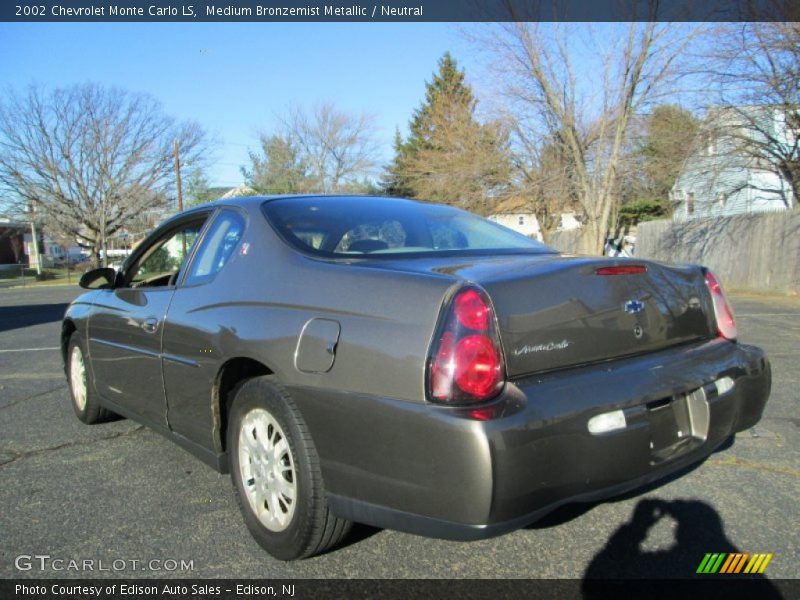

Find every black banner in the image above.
[2,579,799,600]
[1,0,797,23]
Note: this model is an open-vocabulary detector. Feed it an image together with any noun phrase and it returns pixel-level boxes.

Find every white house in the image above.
[23,231,86,267]
[671,106,795,220]
[557,212,583,232]
[221,184,258,198]
[487,197,543,241]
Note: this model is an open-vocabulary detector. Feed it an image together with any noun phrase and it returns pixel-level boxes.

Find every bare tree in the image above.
[478,22,697,253]
[512,131,580,238]
[271,102,378,193]
[0,83,207,266]
[703,22,799,207]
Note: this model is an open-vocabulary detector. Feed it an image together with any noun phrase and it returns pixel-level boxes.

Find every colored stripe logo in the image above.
[696,553,773,574]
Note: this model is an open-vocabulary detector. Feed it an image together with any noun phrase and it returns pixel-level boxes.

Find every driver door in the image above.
[88,213,210,426]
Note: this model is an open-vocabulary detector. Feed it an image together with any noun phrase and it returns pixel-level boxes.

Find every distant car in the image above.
[604,235,636,257]
[63,195,771,560]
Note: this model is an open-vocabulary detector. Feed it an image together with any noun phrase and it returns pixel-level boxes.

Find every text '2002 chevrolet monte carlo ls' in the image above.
[63,195,771,560]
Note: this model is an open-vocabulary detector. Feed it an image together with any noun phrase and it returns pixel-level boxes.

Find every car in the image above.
[63,195,771,560]
[604,235,636,257]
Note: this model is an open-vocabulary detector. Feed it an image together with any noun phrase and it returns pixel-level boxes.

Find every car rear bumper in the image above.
[296,339,770,540]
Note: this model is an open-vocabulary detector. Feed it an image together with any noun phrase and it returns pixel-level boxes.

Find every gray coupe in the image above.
[63,195,771,560]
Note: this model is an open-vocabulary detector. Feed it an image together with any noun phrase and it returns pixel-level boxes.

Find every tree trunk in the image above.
[586,222,605,256]
[90,235,102,269]
[780,162,799,209]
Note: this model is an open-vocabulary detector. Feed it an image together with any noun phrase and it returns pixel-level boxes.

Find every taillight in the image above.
[704,270,737,341]
[454,288,490,330]
[428,286,505,404]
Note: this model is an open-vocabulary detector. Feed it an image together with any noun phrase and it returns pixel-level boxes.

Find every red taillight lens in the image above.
[428,287,505,404]
[454,335,502,397]
[704,270,737,341]
[454,289,490,331]
[595,265,647,275]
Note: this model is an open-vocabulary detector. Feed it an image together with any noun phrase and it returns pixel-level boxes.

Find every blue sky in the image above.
[0,22,484,187]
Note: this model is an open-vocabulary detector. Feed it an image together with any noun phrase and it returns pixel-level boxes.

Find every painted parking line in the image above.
[736,313,800,317]
[0,373,64,380]
[0,347,60,353]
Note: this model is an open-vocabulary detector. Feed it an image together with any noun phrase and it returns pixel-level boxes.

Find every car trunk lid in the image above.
[351,252,717,378]
[477,257,716,377]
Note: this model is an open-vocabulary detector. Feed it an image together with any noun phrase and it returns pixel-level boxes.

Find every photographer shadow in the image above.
[582,498,781,595]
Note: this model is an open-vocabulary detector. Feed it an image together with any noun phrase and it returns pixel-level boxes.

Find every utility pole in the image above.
[173,139,184,213]
[30,220,42,276]
[173,139,187,258]
[100,207,107,268]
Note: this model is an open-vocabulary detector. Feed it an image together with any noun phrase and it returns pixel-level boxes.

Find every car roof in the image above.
[194,194,424,211]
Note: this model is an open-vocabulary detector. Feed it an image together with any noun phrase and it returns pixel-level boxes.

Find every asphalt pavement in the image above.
[0,285,798,580]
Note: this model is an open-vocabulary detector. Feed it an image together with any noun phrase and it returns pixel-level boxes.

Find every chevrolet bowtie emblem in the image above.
[624,299,645,314]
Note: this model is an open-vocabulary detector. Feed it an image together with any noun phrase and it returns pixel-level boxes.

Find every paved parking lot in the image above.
[1,285,798,580]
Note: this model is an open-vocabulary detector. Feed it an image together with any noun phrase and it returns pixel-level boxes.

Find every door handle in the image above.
[141,317,159,334]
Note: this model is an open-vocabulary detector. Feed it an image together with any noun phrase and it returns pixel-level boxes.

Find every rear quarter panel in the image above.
[160,209,456,453]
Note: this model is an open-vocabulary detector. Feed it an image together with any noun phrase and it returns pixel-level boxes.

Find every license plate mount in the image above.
[648,387,709,464]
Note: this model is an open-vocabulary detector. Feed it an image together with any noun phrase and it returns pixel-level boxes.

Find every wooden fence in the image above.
[635,212,799,294]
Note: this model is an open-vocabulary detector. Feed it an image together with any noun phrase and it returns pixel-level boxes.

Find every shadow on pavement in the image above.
[582,498,781,595]
[0,303,69,334]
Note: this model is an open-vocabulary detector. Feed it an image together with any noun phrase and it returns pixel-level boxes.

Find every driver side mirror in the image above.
[79,267,116,289]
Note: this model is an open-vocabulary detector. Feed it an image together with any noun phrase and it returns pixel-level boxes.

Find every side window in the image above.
[183,210,245,286]
[128,220,206,288]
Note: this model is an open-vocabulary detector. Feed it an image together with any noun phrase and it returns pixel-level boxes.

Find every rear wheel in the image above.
[228,376,351,560]
[67,336,113,424]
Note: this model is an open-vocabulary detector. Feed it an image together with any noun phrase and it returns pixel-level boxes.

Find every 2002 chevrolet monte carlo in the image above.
[63,195,771,560]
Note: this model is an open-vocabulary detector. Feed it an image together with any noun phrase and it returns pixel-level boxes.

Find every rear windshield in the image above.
[261,196,553,258]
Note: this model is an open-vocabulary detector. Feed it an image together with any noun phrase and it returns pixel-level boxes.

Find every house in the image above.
[670,106,795,220]
[557,211,583,232]
[0,218,87,268]
[487,197,543,241]
[23,231,87,267]
[220,184,258,199]
[0,218,26,266]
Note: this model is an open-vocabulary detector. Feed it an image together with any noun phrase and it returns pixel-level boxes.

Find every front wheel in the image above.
[228,377,351,560]
[67,336,113,424]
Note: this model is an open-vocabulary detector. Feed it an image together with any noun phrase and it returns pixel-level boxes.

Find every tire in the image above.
[66,335,113,424]
[228,376,351,560]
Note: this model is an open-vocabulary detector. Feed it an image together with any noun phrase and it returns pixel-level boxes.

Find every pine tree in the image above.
[383,53,512,214]
[638,105,699,203]
[242,134,309,194]
[382,128,413,196]
[184,168,215,207]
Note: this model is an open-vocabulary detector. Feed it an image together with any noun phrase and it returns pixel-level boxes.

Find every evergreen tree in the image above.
[184,167,215,207]
[612,105,698,228]
[637,105,699,203]
[384,53,512,214]
[382,128,413,196]
[242,134,309,194]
